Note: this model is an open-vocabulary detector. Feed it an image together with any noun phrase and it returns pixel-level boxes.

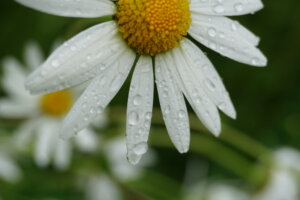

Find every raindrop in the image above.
[132,142,148,155]
[128,111,139,125]
[51,59,60,68]
[133,95,142,106]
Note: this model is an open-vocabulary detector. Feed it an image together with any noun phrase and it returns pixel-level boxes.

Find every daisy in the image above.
[16,0,267,164]
[0,42,101,170]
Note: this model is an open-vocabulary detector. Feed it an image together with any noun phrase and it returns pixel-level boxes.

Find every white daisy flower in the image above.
[0,42,102,170]
[16,0,267,164]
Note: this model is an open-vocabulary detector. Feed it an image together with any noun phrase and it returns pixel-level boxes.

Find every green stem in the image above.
[149,127,268,187]
[220,124,273,165]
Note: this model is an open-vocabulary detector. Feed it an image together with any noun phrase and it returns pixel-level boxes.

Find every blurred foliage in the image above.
[1,0,300,199]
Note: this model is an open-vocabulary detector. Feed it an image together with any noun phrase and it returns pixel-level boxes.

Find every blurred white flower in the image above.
[183,181,250,200]
[274,147,300,172]
[86,175,121,200]
[182,158,250,200]
[254,147,300,200]
[0,42,106,170]
[254,169,298,200]
[84,137,156,200]
[0,152,22,183]
[205,184,250,200]
[105,137,156,181]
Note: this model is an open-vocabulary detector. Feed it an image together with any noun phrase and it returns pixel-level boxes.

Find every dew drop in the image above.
[128,111,139,125]
[133,95,142,106]
[132,142,148,155]
[51,59,60,68]
[178,110,185,119]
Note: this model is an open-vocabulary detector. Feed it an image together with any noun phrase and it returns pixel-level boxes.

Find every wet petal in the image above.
[126,56,154,165]
[189,14,267,66]
[156,53,190,152]
[16,0,115,18]
[170,47,221,136]
[25,22,126,94]
[61,49,136,139]
[190,0,264,16]
[181,39,236,118]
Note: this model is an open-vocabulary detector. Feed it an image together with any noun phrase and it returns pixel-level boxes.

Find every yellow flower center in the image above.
[116,0,191,56]
[40,90,73,116]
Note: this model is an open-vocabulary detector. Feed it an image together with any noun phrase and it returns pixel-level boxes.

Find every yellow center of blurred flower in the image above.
[40,90,73,116]
[116,0,191,56]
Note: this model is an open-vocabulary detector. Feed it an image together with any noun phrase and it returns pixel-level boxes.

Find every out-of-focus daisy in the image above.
[86,175,121,200]
[254,170,298,200]
[0,152,22,184]
[182,158,250,200]
[204,184,250,200]
[16,0,267,164]
[82,137,156,200]
[183,181,250,200]
[254,147,300,200]
[0,42,102,170]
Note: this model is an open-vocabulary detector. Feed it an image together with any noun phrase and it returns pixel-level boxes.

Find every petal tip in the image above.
[127,151,142,165]
[178,146,189,154]
[211,126,221,137]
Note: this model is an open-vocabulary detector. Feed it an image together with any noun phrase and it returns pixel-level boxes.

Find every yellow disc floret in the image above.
[40,90,73,116]
[116,0,191,56]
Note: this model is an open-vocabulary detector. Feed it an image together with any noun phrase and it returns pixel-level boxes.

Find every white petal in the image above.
[0,99,36,118]
[61,49,136,139]
[2,57,31,99]
[126,56,154,165]
[190,0,264,16]
[54,139,72,171]
[24,41,44,70]
[0,154,22,183]
[34,119,58,167]
[170,47,221,136]
[180,39,236,118]
[189,14,267,66]
[25,22,126,95]
[155,54,190,152]
[13,119,39,150]
[74,129,99,153]
[16,0,115,18]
